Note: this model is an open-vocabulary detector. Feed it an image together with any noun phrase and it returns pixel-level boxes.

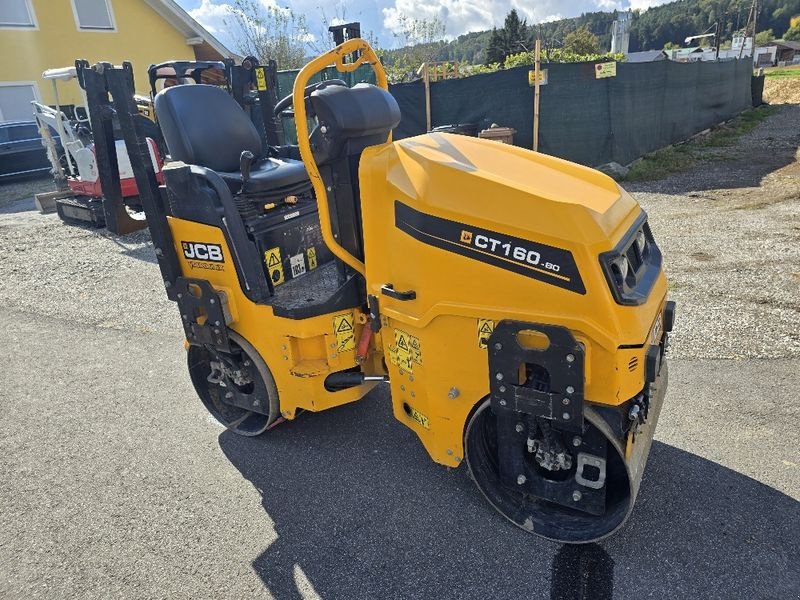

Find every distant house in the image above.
[774,40,800,65]
[0,0,236,122]
[625,50,667,63]
[668,47,714,62]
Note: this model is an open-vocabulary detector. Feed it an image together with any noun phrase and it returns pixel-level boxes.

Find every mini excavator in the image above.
[85,39,674,543]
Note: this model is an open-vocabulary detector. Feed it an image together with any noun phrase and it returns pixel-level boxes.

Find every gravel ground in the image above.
[627,103,800,359]
[1,105,799,359]
[0,174,56,209]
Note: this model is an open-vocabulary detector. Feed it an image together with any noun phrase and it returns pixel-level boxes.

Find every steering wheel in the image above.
[273,79,348,117]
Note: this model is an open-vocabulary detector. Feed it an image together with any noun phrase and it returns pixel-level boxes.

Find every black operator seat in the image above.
[309,83,401,166]
[154,84,309,198]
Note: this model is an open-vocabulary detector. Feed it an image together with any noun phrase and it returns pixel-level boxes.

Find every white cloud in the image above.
[181,0,676,52]
[188,0,232,33]
[381,0,674,41]
[188,0,289,34]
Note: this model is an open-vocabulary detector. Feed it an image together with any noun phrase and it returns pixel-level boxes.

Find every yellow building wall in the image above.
[0,0,197,106]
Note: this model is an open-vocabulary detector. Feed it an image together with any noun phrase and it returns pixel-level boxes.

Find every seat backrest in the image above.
[309,83,400,165]
[154,84,261,172]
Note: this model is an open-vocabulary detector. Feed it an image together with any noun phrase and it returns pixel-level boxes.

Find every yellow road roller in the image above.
[85,40,674,543]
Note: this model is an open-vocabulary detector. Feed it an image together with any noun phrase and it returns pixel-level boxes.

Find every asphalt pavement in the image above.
[1,307,797,599]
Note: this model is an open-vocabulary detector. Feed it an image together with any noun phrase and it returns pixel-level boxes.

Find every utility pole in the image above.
[739,0,757,60]
[533,38,541,152]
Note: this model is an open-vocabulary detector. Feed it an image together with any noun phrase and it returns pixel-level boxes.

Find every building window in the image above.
[0,83,39,122]
[72,0,115,31]
[0,0,36,28]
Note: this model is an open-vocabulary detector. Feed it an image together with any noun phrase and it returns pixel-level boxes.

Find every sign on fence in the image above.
[594,62,617,79]
[528,69,548,86]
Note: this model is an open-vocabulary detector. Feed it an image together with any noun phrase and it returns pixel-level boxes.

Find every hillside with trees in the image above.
[394,0,800,65]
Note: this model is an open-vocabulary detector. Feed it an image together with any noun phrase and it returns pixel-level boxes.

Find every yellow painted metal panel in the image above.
[167,217,380,418]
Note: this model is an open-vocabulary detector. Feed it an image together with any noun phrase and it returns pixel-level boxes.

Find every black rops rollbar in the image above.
[83,62,182,298]
[77,60,147,235]
[224,56,283,147]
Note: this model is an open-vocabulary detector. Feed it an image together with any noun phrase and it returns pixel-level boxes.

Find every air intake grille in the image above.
[628,357,639,372]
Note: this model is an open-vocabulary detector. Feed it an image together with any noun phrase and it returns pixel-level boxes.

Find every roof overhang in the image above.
[142,0,240,60]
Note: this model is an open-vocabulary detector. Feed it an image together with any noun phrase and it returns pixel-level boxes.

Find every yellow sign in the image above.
[478,319,495,349]
[255,67,268,91]
[265,247,284,285]
[595,62,617,79]
[333,313,356,352]
[460,230,473,244]
[408,405,430,429]
[528,68,548,86]
[307,246,318,270]
[389,328,422,370]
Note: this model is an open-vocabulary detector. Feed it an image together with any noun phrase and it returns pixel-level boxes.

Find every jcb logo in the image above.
[182,241,224,262]
[460,230,473,244]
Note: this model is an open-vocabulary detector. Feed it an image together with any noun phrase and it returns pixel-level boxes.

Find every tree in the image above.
[564,27,600,55]
[486,28,504,64]
[484,10,531,65]
[755,29,775,44]
[382,15,447,82]
[785,25,800,40]
[224,0,311,69]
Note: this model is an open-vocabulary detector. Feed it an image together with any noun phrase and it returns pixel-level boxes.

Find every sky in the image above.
[176,0,675,52]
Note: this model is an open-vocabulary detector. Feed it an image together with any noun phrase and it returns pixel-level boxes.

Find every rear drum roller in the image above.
[465,399,645,544]
[187,331,279,436]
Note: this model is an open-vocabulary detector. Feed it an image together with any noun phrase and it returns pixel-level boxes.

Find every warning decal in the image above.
[265,247,284,285]
[333,313,356,352]
[255,67,268,91]
[389,329,422,371]
[290,253,306,278]
[478,319,495,349]
[307,246,318,270]
[408,405,430,429]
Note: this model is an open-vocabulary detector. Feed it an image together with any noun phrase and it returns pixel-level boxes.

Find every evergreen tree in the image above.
[503,9,528,53]
[484,9,531,65]
[486,27,504,64]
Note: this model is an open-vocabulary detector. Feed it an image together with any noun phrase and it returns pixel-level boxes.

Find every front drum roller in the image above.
[465,365,667,544]
[187,331,279,436]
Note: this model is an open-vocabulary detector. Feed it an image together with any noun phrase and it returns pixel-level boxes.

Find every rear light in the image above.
[600,213,663,306]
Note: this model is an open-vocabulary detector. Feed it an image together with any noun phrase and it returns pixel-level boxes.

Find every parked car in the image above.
[0,120,61,179]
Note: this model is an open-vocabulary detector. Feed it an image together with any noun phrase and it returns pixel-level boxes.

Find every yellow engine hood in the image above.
[386,133,639,248]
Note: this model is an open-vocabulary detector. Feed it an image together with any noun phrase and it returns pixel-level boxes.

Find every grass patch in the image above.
[625,146,695,181]
[624,105,776,181]
[763,65,800,79]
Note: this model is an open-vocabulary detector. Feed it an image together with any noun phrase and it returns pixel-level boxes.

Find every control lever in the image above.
[239,150,255,185]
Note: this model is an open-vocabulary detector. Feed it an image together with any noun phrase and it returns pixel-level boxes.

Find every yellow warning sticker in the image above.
[389,329,422,371]
[333,313,356,352]
[265,247,284,285]
[478,319,495,349]
[307,246,318,270]
[527,68,548,86]
[408,405,430,429]
[255,67,268,91]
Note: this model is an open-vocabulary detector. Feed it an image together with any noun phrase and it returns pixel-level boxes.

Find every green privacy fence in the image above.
[390,58,755,167]
[276,58,754,167]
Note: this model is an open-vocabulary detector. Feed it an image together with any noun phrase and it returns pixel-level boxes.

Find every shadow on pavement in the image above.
[219,390,799,599]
